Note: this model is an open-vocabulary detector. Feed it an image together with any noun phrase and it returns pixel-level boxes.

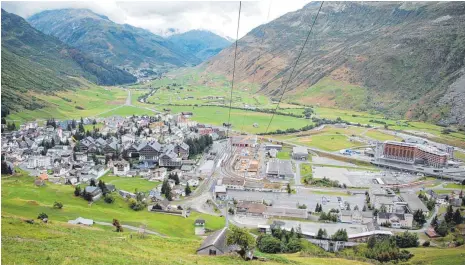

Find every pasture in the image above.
[100,175,161,193]
[1,174,224,238]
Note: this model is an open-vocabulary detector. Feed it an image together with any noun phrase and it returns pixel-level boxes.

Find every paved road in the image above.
[126,90,131,106]
[94,221,166,237]
[293,161,304,186]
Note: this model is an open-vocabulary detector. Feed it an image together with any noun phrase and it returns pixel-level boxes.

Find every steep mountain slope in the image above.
[203,2,465,125]
[168,30,232,61]
[27,9,201,71]
[1,9,136,112]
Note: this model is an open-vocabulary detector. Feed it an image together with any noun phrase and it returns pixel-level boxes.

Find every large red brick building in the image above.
[381,141,448,167]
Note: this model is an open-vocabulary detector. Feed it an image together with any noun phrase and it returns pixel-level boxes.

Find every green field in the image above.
[442,183,464,189]
[269,126,405,151]
[276,134,365,152]
[151,105,312,134]
[309,190,350,197]
[364,130,402,141]
[98,105,157,117]
[300,163,313,178]
[1,216,374,265]
[6,86,128,122]
[83,123,104,131]
[405,246,465,265]
[1,174,223,238]
[454,151,465,162]
[100,175,161,193]
[146,82,271,108]
[277,147,292,159]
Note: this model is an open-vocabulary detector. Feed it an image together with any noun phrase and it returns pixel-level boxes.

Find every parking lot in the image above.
[227,190,366,212]
[312,166,421,187]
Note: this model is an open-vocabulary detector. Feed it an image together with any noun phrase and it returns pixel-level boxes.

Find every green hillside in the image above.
[28,9,201,69]
[1,9,136,113]
[204,2,465,125]
[1,173,372,265]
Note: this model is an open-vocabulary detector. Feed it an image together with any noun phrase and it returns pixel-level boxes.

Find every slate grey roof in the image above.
[293,146,308,155]
[378,212,405,221]
[96,138,107,146]
[176,142,189,150]
[136,141,161,152]
[400,192,429,212]
[84,186,100,194]
[197,227,228,253]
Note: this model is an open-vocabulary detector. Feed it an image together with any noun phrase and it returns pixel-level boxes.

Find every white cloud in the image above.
[1,0,311,39]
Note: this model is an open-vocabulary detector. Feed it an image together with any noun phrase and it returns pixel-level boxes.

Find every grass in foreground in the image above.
[405,245,465,265]
[1,174,223,238]
[2,216,373,265]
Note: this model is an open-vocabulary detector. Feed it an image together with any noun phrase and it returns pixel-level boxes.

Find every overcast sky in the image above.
[2,1,311,39]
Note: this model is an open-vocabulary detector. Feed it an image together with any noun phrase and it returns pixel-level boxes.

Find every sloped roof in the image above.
[197,227,228,253]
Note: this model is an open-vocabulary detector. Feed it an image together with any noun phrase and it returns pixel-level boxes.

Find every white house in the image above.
[187,178,199,187]
[113,160,130,176]
[377,213,413,229]
[27,156,51,169]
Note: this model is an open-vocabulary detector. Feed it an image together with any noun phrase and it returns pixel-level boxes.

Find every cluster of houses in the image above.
[366,187,435,229]
[1,113,225,187]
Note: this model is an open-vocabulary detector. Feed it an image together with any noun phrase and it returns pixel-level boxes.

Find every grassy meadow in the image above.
[149,105,313,134]
[100,175,161,193]
[6,86,128,122]
[1,174,224,238]
[1,215,376,265]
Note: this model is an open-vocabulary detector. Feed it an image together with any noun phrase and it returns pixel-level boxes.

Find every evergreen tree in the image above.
[316,228,327,239]
[413,210,426,226]
[444,205,454,223]
[74,186,81,196]
[185,182,192,196]
[165,184,172,201]
[98,180,108,195]
[331,229,348,241]
[431,215,438,229]
[161,179,168,195]
[315,203,320,213]
[453,209,463,224]
[90,179,96,187]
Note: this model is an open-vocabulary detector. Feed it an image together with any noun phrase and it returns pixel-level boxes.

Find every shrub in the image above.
[286,238,303,253]
[37,213,48,220]
[53,201,63,209]
[104,194,115,204]
[422,241,430,247]
[257,235,281,253]
[128,198,146,211]
[395,231,419,248]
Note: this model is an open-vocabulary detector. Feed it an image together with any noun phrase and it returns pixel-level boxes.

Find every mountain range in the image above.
[203,1,465,125]
[27,9,231,71]
[1,9,136,112]
[168,30,232,61]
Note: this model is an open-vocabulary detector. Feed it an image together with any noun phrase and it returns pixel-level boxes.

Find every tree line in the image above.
[184,134,213,158]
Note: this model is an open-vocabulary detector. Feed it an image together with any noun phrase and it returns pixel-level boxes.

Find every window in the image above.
[209,249,217,255]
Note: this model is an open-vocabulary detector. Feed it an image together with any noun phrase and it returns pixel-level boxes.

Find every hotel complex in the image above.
[376,141,450,168]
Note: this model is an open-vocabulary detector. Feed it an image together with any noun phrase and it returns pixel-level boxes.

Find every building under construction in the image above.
[375,141,449,168]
